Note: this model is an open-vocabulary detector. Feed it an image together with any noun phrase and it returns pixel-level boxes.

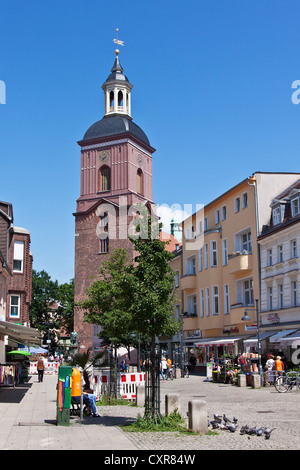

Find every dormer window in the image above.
[291,196,300,217]
[272,205,283,226]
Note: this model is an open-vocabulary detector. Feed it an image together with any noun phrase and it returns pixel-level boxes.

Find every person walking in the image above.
[265,354,275,385]
[37,356,45,383]
[160,357,168,381]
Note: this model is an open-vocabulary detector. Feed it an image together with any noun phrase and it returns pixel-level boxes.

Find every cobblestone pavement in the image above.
[97,375,300,450]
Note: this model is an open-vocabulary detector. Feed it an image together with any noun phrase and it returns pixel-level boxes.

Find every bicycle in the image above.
[183,364,190,378]
[165,367,174,380]
[274,371,300,393]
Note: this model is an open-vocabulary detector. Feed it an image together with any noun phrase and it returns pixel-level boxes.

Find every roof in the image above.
[81,115,150,146]
[160,231,182,252]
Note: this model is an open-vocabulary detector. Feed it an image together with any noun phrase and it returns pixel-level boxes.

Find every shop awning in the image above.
[0,320,42,347]
[268,329,298,343]
[279,330,300,346]
[243,331,274,346]
[195,336,250,347]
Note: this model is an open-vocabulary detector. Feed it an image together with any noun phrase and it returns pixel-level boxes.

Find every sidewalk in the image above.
[0,374,138,450]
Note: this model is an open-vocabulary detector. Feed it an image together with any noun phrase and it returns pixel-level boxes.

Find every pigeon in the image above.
[214,414,222,422]
[233,417,238,424]
[248,427,257,436]
[240,425,249,435]
[223,414,231,424]
[255,427,265,437]
[210,420,220,429]
[264,428,276,440]
[226,424,238,433]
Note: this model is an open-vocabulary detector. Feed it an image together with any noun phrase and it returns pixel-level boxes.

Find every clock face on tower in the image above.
[99,150,110,163]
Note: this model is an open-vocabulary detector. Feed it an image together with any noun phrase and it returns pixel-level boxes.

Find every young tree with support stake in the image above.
[129,208,180,418]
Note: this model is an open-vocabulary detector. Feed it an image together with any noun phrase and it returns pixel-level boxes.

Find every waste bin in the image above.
[57,365,72,426]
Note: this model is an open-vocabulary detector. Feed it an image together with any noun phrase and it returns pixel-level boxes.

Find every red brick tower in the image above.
[73,48,156,353]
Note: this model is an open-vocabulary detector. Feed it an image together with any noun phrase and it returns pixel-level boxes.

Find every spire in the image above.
[102,29,133,119]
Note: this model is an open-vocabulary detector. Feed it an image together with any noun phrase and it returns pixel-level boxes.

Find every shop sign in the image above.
[267,313,279,324]
[245,324,258,331]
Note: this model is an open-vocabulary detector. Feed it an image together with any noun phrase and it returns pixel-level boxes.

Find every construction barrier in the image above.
[30,361,59,375]
[93,370,145,400]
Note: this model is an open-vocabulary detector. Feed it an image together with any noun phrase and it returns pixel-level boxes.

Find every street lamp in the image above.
[241,299,263,386]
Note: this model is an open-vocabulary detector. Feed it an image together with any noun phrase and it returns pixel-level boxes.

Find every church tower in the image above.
[73,43,156,353]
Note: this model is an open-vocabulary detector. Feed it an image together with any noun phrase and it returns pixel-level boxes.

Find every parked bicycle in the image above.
[183,364,190,378]
[165,367,174,380]
[274,370,300,393]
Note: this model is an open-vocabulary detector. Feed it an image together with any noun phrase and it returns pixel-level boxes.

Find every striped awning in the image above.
[195,336,250,348]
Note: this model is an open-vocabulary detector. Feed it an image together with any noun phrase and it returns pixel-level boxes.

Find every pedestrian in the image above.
[238,353,247,374]
[160,357,168,381]
[264,354,275,385]
[189,353,197,372]
[275,356,284,377]
[124,355,130,372]
[37,355,45,383]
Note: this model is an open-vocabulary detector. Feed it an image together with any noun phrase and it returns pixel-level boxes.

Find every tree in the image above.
[129,208,180,417]
[80,248,136,356]
[30,270,74,353]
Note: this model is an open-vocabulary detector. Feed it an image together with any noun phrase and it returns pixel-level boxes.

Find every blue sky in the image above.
[1,0,300,284]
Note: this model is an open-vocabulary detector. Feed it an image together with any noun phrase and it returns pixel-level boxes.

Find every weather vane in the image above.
[113,28,124,55]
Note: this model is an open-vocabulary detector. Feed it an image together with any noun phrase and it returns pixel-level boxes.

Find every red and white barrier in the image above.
[93,371,145,400]
[29,361,59,375]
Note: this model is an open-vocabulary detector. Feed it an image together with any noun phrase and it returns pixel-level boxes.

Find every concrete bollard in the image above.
[165,394,180,416]
[188,400,208,434]
[175,368,181,379]
[238,374,246,387]
[135,385,145,407]
[251,374,261,389]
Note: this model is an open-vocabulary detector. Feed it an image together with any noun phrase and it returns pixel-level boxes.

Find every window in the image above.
[224,284,230,314]
[242,192,248,209]
[175,271,179,287]
[212,286,219,314]
[199,248,203,271]
[291,239,297,259]
[13,241,24,273]
[222,239,228,266]
[234,228,252,253]
[98,166,111,191]
[187,294,197,316]
[242,232,252,252]
[204,217,208,231]
[211,241,218,267]
[10,295,20,318]
[137,169,144,195]
[277,245,283,263]
[215,210,220,225]
[200,290,204,317]
[205,287,210,316]
[267,248,273,267]
[204,243,208,269]
[291,197,300,217]
[268,286,273,310]
[98,213,109,253]
[244,279,254,306]
[235,197,240,213]
[175,305,180,321]
[292,281,298,307]
[186,255,196,275]
[221,205,227,221]
[278,284,284,309]
[198,220,203,235]
[272,206,283,226]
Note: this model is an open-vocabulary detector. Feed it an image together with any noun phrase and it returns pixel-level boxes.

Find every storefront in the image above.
[194,335,251,365]
[279,330,300,363]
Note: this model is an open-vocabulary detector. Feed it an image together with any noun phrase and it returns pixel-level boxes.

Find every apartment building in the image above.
[258,179,300,360]
[0,201,40,363]
[169,172,300,366]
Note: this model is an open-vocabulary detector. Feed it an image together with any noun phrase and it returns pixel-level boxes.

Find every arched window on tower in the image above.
[137,168,144,195]
[118,90,123,111]
[99,212,109,253]
[109,91,114,112]
[98,166,111,192]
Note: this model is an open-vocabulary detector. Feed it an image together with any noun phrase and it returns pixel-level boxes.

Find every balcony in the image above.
[228,252,252,274]
[181,274,196,290]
